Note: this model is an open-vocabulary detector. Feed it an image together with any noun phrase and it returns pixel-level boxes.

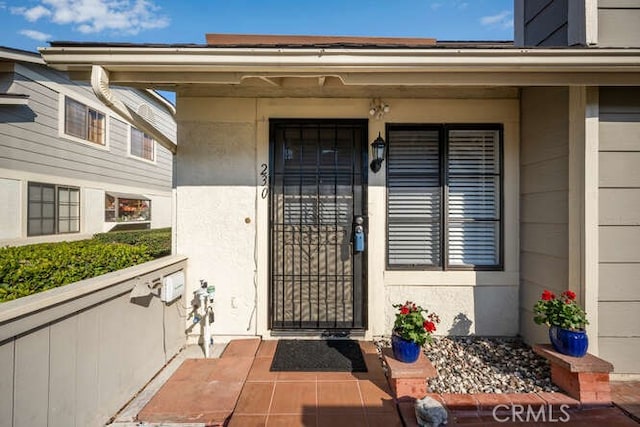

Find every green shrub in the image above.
[92,228,171,258]
[0,240,152,303]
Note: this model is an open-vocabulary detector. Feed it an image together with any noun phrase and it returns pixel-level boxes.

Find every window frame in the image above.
[27,182,81,237]
[57,186,81,234]
[104,193,152,223]
[385,123,504,272]
[128,126,157,163]
[59,95,109,149]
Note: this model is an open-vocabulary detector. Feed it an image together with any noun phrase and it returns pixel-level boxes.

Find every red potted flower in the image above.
[391,301,440,363]
[533,290,589,357]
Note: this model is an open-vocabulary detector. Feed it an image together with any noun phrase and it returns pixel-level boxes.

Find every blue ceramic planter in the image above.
[549,325,588,357]
[391,334,421,363]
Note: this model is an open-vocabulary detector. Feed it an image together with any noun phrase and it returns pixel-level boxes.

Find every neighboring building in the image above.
[0,46,176,247]
[40,0,640,376]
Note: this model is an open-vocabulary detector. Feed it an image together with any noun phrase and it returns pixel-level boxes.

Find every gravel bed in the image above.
[375,336,559,394]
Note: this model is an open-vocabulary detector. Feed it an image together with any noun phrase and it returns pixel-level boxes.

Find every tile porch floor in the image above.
[133,339,640,427]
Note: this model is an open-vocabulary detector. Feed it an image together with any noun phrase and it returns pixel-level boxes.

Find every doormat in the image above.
[270,339,368,372]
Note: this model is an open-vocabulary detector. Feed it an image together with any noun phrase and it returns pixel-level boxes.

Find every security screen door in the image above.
[270,120,367,330]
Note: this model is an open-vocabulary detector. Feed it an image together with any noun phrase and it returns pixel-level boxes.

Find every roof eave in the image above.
[40,46,640,71]
[39,46,640,87]
[1,47,46,65]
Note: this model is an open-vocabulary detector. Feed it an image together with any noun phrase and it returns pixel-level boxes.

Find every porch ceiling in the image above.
[40,46,640,91]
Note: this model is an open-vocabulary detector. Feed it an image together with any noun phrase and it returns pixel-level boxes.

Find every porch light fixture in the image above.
[369,98,390,120]
[370,132,386,173]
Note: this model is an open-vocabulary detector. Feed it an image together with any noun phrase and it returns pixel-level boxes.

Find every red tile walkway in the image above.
[612,381,640,422]
[137,339,260,425]
[227,340,400,427]
[136,339,640,427]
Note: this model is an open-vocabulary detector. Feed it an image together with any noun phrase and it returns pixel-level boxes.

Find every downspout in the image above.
[90,65,177,154]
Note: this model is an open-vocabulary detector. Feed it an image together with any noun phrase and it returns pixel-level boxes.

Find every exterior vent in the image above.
[137,103,154,124]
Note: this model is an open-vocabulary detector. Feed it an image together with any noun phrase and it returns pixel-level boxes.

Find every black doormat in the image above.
[270,339,368,372]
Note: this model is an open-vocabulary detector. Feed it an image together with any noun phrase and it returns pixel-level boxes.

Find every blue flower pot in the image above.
[391,334,421,363]
[549,326,588,357]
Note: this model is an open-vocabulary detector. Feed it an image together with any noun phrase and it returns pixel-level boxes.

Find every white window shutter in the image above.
[447,129,500,266]
[387,129,441,266]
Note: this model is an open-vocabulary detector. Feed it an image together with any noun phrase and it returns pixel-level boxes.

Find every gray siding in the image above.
[598,87,640,374]
[598,0,640,47]
[0,258,186,427]
[112,86,176,142]
[0,64,173,191]
[520,87,570,345]
[523,0,569,46]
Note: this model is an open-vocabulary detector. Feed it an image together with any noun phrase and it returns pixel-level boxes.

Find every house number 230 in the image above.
[260,163,269,199]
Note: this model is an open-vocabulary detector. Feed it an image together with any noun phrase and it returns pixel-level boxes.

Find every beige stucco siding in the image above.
[176,96,519,340]
[519,87,570,345]
[175,98,258,340]
[598,87,640,374]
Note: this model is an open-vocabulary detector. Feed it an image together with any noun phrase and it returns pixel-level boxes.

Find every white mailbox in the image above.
[161,271,184,303]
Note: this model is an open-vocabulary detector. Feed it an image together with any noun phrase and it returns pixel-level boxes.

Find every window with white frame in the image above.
[130,127,155,161]
[105,193,151,222]
[386,125,502,270]
[28,182,80,236]
[64,96,105,145]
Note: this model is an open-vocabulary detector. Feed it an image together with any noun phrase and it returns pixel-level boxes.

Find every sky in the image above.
[1,0,514,51]
[0,0,515,103]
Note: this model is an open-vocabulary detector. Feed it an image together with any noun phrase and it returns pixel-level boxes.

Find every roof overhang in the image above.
[1,46,45,65]
[40,46,640,87]
[0,94,30,105]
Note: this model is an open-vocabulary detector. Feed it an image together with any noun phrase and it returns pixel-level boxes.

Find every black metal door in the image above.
[270,120,367,330]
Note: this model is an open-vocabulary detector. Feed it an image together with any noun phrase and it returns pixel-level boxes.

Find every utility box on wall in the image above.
[161,271,184,303]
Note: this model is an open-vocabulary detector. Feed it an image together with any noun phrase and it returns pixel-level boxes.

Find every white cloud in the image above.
[430,1,468,12]
[19,29,52,41]
[480,10,513,29]
[12,0,169,35]
[23,5,52,21]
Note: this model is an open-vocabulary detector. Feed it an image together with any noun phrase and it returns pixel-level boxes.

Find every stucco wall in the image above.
[176,98,258,341]
[519,87,570,345]
[175,96,519,340]
[0,167,173,246]
[0,178,21,239]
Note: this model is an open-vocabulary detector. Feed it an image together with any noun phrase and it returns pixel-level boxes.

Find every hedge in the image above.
[0,240,152,303]
[92,227,171,258]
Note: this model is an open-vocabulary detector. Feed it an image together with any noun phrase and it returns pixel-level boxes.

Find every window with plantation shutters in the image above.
[131,127,155,161]
[64,97,105,145]
[387,128,442,266]
[447,129,500,267]
[387,125,502,270]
